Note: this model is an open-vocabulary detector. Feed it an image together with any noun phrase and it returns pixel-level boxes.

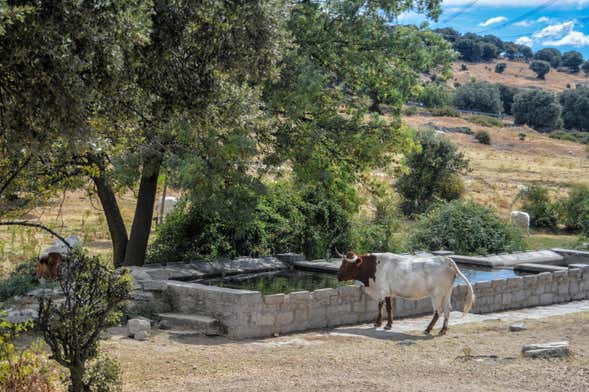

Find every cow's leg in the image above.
[384,297,393,330]
[439,293,452,336]
[424,312,439,335]
[375,300,384,327]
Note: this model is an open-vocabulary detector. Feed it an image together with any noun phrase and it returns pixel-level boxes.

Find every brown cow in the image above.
[36,252,64,280]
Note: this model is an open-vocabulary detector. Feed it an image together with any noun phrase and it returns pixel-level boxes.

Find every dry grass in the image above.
[102,311,589,392]
[405,114,589,217]
[451,60,588,92]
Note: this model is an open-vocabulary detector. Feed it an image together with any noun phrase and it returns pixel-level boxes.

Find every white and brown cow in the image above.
[336,251,475,335]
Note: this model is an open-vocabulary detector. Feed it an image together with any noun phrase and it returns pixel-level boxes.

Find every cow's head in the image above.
[36,252,64,280]
[336,250,378,287]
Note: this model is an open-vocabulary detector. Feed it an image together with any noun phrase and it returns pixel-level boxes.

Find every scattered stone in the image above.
[509,322,527,332]
[522,341,569,358]
[157,320,171,330]
[128,318,151,338]
[398,339,416,346]
[134,330,150,341]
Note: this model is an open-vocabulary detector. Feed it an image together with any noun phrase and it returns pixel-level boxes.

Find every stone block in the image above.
[141,280,168,291]
[288,291,311,303]
[337,285,361,301]
[506,276,523,291]
[522,341,569,358]
[134,330,150,341]
[276,311,294,326]
[264,293,286,306]
[128,318,151,338]
[522,275,538,289]
[492,278,507,291]
[539,293,554,304]
[238,291,264,306]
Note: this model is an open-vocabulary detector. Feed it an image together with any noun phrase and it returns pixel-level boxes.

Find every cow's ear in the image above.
[356,255,363,266]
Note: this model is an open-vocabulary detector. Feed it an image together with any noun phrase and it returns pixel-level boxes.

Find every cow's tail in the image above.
[449,258,475,316]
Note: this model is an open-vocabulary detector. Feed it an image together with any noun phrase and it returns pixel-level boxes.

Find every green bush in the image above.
[409,200,524,255]
[495,63,506,73]
[403,105,418,116]
[454,81,502,114]
[534,48,562,68]
[496,84,519,115]
[474,130,491,145]
[417,83,453,108]
[548,130,589,144]
[513,89,562,132]
[430,107,460,117]
[148,181,355,261]
[521,185,558,229]
[558,186,589,235]
[561,50,584,73]
[397,130,469,215]
[0,258,39,301]
[468,115,502,127]
[83,355,123,392]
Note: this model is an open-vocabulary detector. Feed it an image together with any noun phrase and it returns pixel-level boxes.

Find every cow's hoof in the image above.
[374,322,382,328]
[424,329,431,336]
[384,324,392,330]
[439,329,448,336]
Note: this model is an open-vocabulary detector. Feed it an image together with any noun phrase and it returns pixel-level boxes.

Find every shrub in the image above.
[549,130,589,144]
[561,50,584,73]
[454,81,502,114]
[558,186,589,235]
[495,63,506,73]
[503,42,533,61]
[534,48,562,68]
[560,87,589,132]
[530,60,550,79]
[582,61,589,76]
[0,316,64,391]
[83,355,122,392]
[430,107,460,117]
[409,200,524,255]
[148,181,355,261]
[513,89,562,132]
[468,115,502,127]
[496,84,519,115]
[521,185,558,229]
[403,105,417,116]
[519,133,527,141]
[417,83,453,108]
[38,249,131,392]
[474,130,491,145]
[396,130,469,215]
[0,257,39,301]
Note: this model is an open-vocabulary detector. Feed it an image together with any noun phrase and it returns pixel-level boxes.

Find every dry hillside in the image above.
[451,60,588,92]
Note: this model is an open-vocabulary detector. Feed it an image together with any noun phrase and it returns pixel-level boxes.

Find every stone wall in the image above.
[132,265,589,339]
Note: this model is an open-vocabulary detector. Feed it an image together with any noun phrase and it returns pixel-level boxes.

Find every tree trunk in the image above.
[90,158,129,267]
[68,364,85,392]
[123,155,162,266]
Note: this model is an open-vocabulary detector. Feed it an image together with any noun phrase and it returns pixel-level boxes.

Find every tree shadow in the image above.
[328,326,435,342]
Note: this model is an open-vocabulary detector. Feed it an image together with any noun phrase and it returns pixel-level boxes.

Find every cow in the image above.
[36,236,80,281]
[336,251,475,335]
[155,196,178,225]
[510,211,530,235]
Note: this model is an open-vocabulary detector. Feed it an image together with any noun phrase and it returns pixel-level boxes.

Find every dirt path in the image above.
[104,306,589,392]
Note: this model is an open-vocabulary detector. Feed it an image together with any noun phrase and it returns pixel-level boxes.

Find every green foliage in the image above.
[519,133,527,141]
[560,87,589,132]
[503,42,533,61]
[0,315,63,391]
[495,63,506,73]
[521,185,558,229]
[430,107,461,117]
[409,200,524,255]
[549,130,589,144]
[513,89,562,132]
[562,50,584,72]
[38,249,131,392]
[417,83,453,108]
[496,84,520,115]
[396,130,469,215]
[530,60,551,79]
[454,81,502,114]
[558,186,589,235]
[534,48,562,68]
[0,257,38,301]
[475,130,491,145]
[468,115,502,127]
[582,61,589,76]
[83,355,122,392]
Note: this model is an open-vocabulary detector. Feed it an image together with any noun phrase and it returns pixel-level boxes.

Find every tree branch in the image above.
[0,221,72,250]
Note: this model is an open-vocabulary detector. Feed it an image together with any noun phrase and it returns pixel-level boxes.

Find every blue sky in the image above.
[399,1,589,57]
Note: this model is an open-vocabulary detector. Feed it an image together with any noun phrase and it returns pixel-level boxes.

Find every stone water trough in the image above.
[127,249,589,339]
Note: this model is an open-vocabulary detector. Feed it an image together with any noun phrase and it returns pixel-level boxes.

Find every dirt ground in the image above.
[104,311,589,392]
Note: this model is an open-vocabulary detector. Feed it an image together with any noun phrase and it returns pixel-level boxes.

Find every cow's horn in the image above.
[334,248,345,258]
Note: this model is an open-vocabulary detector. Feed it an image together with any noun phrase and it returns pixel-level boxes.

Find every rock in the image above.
[509,322,527,332]
[40,236,81,257]
[128,318,151,338]
[157,319,171,330]
[134,330,150,341]
[398,339,416,346]
[522,341,569,358]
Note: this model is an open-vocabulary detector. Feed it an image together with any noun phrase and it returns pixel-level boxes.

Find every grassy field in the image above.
[451,60,588,92]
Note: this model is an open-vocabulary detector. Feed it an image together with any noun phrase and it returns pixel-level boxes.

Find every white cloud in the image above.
[514,20,533,27]
[533,21,575,39]
[536,16,550,23]
[480,16,507,27]
[515,36,533,47]
[544,31,589,46]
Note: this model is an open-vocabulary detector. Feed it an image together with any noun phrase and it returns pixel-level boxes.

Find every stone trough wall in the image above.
[135,265,589,339]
